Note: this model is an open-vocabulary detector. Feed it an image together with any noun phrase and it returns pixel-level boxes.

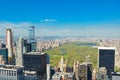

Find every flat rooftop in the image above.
[0,65,23,69]
[98,47,115,50]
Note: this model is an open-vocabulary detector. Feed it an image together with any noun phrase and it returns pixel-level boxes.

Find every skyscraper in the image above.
[79,63,92,80]
[29,26,35,42]
[28,26,37,52]
[98,47,115,77]
[6,28,13,61]
[46,53,50,80]
[16,37,24,66]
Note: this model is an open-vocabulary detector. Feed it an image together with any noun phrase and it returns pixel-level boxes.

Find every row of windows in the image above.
[0,70,17,76]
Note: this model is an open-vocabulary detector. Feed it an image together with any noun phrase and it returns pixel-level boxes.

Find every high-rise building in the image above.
[16,37,24,66]
[98,47,115,77]
[0,48,8,64]
[6,28,13,60]
[46,54,50,80]
[79,63,92,80]
[28,26,36,52]
[31,41,37,52]
[29,26,35,42]
[23,52,47,76]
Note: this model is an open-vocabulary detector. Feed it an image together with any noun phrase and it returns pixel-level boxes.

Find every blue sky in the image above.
[0,0,120,37]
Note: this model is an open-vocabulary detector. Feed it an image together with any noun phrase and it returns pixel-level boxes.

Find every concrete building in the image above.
[98,47,115,77]
[96,67,109,80]
[0,65,24,80]
[16,37,24,66]
[6,28,13,61]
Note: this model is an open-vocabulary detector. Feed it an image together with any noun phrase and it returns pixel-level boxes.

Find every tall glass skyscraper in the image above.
[28,26,36,52]
[29,26,35,42]
[98,47,115,77]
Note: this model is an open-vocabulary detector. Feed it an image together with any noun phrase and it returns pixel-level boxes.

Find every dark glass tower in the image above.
[98,47,115,77]
[29,26,35,42]
[0,48,8,64]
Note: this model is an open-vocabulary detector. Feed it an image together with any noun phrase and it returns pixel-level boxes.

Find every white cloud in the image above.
[41,19,56,22]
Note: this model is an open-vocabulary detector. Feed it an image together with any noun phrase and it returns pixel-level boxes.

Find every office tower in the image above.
[0,48,8,64]
[75,61,79,80]
[31,41,37,52]
[16,37,24,66]
[28,26,36,52]
[59,56,65,72]
[0,65,24,80]
[98,47,115,77]
[6,28,13,60]
[23,52,47,76]
[46,54,50,80]
[79,63,92,80]
[29,26,35,42]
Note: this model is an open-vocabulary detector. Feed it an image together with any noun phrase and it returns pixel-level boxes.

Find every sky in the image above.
[0,0,120,37]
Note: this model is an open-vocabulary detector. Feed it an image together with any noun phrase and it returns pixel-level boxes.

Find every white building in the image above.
[16,37,24,67]
[0,65,24,80]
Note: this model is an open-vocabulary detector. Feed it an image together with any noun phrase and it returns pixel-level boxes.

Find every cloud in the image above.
[41,19,57,22]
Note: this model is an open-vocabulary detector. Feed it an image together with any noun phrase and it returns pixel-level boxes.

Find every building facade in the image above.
[6,28,13,60]
[79,63,92,80]
[98,47,115,77]
[29,26,35,42]
[0,65,24,80]
[0,48,8,64]
[23,52,47,76]
[16,37,24,66]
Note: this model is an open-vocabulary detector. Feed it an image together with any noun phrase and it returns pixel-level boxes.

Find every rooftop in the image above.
[98,47,115,50]
[0,65,24,70]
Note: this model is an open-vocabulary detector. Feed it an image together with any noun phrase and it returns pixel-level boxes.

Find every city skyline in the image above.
[0,0,120,37]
